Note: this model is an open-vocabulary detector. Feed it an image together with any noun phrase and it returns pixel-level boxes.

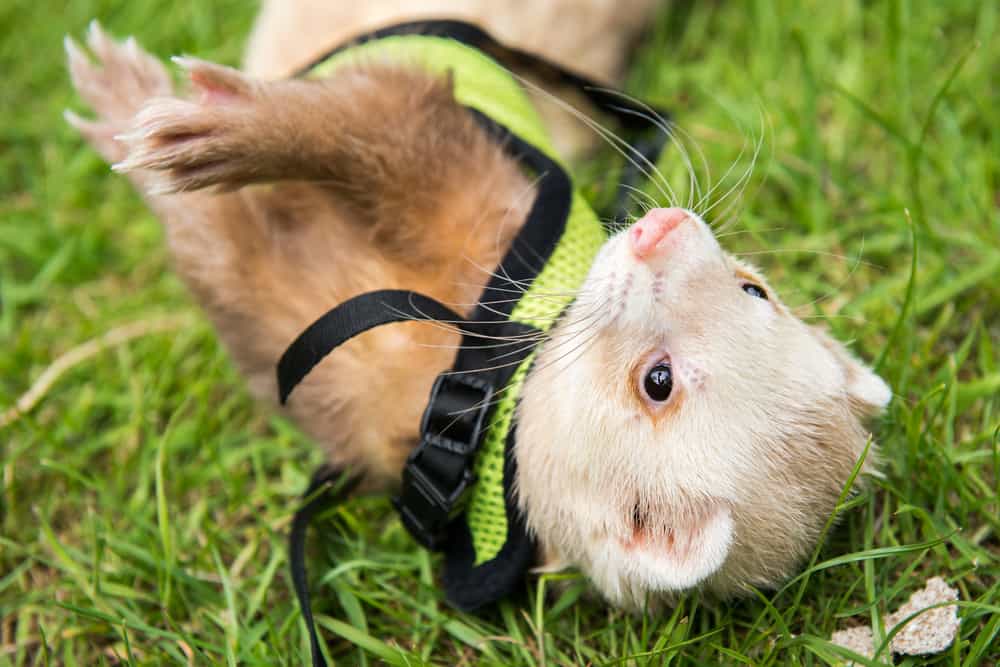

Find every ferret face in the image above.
[516,208,891,609]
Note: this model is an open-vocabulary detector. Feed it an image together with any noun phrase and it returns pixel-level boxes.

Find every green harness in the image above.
[278,20,668,666]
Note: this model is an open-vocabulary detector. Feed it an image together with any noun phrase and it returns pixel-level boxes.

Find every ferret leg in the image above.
[65,21,252,236]
[110,58,483,197]
[105,53,532,264]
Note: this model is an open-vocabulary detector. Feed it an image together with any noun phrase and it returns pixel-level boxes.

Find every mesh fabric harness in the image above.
[277,21,668,666]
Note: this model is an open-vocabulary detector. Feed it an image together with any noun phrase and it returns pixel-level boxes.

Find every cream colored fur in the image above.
[517,211,890,609]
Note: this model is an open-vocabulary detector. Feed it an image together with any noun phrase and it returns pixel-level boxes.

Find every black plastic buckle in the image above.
[393,373,494,550]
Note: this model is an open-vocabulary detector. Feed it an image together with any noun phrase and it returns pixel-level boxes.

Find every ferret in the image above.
[64,0,891,611]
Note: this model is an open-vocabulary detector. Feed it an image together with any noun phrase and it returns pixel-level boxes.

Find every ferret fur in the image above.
[65,1,890,609]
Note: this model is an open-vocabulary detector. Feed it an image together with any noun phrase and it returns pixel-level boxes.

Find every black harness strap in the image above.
[289,466,362,667]
[278,290,464,404]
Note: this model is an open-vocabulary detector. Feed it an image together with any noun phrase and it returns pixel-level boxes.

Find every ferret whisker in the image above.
[444,323,600,411]
[618,183,661,215]
[800,313,871,324]
[381,304,550,343]
[626,106,703,210]
[699,158,755,227]
[382,285,604,345]
[653,121,715,214]
[440,372,549,430]
[442,294,576,310]
[438,302,609,384]
[529,330,595,367]
[449,282,583,300]
[457,260,537,291]
[710,203,743,237]
[584,118,677,207]
[467,297,546,323]
[489,171,551,274]
[525,326,602,380]
[416,334,549,355]
[668,121,712,211]
[450,277,585,298]
[509,73,679,207]
[446,318,599,424]
[695,131,760,221]
[591,120,678,209]
[693,141,750,217]
[592,92,701,210]
[734,248,882,270]
[602,216,630,235]
[532,305,605,340]
[710,182,756,233]
[431,379,519,434]
[458,216,549,292]
[522,305,606,355]
[787,236,871,313]
[438,350,542,379]
[457,240,575,293]
[714,226,787,239]
[697,119,765,221]
[414,335,545,351]
[482,334,559,362]
[709,157,761,234]
[626,194,653,217]
[603,104,690,209]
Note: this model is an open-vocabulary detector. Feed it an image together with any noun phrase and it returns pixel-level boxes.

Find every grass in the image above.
[1,0,998,664]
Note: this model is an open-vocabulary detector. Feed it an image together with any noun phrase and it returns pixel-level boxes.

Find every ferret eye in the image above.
[643,363,673,402]
[742,283,768,300]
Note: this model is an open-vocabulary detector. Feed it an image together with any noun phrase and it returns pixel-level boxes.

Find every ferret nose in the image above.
[628,207,690,260]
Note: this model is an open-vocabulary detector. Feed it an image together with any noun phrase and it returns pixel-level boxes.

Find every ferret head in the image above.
[515,207,890,609]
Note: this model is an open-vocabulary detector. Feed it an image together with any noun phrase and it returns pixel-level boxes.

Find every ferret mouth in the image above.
[624,501,717,549]
[618,499,734,590]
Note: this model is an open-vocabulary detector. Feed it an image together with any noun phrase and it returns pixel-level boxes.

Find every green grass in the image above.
[2,0,998,664]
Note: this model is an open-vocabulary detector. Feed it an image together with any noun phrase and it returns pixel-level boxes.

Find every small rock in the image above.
[831,576,960,660]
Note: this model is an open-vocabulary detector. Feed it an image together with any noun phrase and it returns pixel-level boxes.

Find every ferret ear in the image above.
[844,358,892,417]
[811,327,892,417]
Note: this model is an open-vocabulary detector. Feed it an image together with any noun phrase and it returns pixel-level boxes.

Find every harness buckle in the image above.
[393,373,495,550]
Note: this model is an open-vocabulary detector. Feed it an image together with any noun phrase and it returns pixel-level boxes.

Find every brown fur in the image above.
[67,25,533,483]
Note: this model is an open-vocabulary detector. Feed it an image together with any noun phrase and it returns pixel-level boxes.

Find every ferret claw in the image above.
[62,108,88,130]
[65,21,175,164]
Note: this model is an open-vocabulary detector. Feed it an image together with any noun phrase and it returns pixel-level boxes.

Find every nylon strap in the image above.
[288,466,362,667]
[278,290,463,404]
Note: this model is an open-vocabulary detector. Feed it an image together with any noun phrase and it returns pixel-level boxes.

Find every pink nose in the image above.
[628,208,690,260]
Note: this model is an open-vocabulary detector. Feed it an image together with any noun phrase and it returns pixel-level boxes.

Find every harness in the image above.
[276,21,669,665]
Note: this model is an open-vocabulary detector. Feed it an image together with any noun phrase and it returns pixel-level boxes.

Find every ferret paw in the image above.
[113,58,262,194]
[65,20,173,163]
